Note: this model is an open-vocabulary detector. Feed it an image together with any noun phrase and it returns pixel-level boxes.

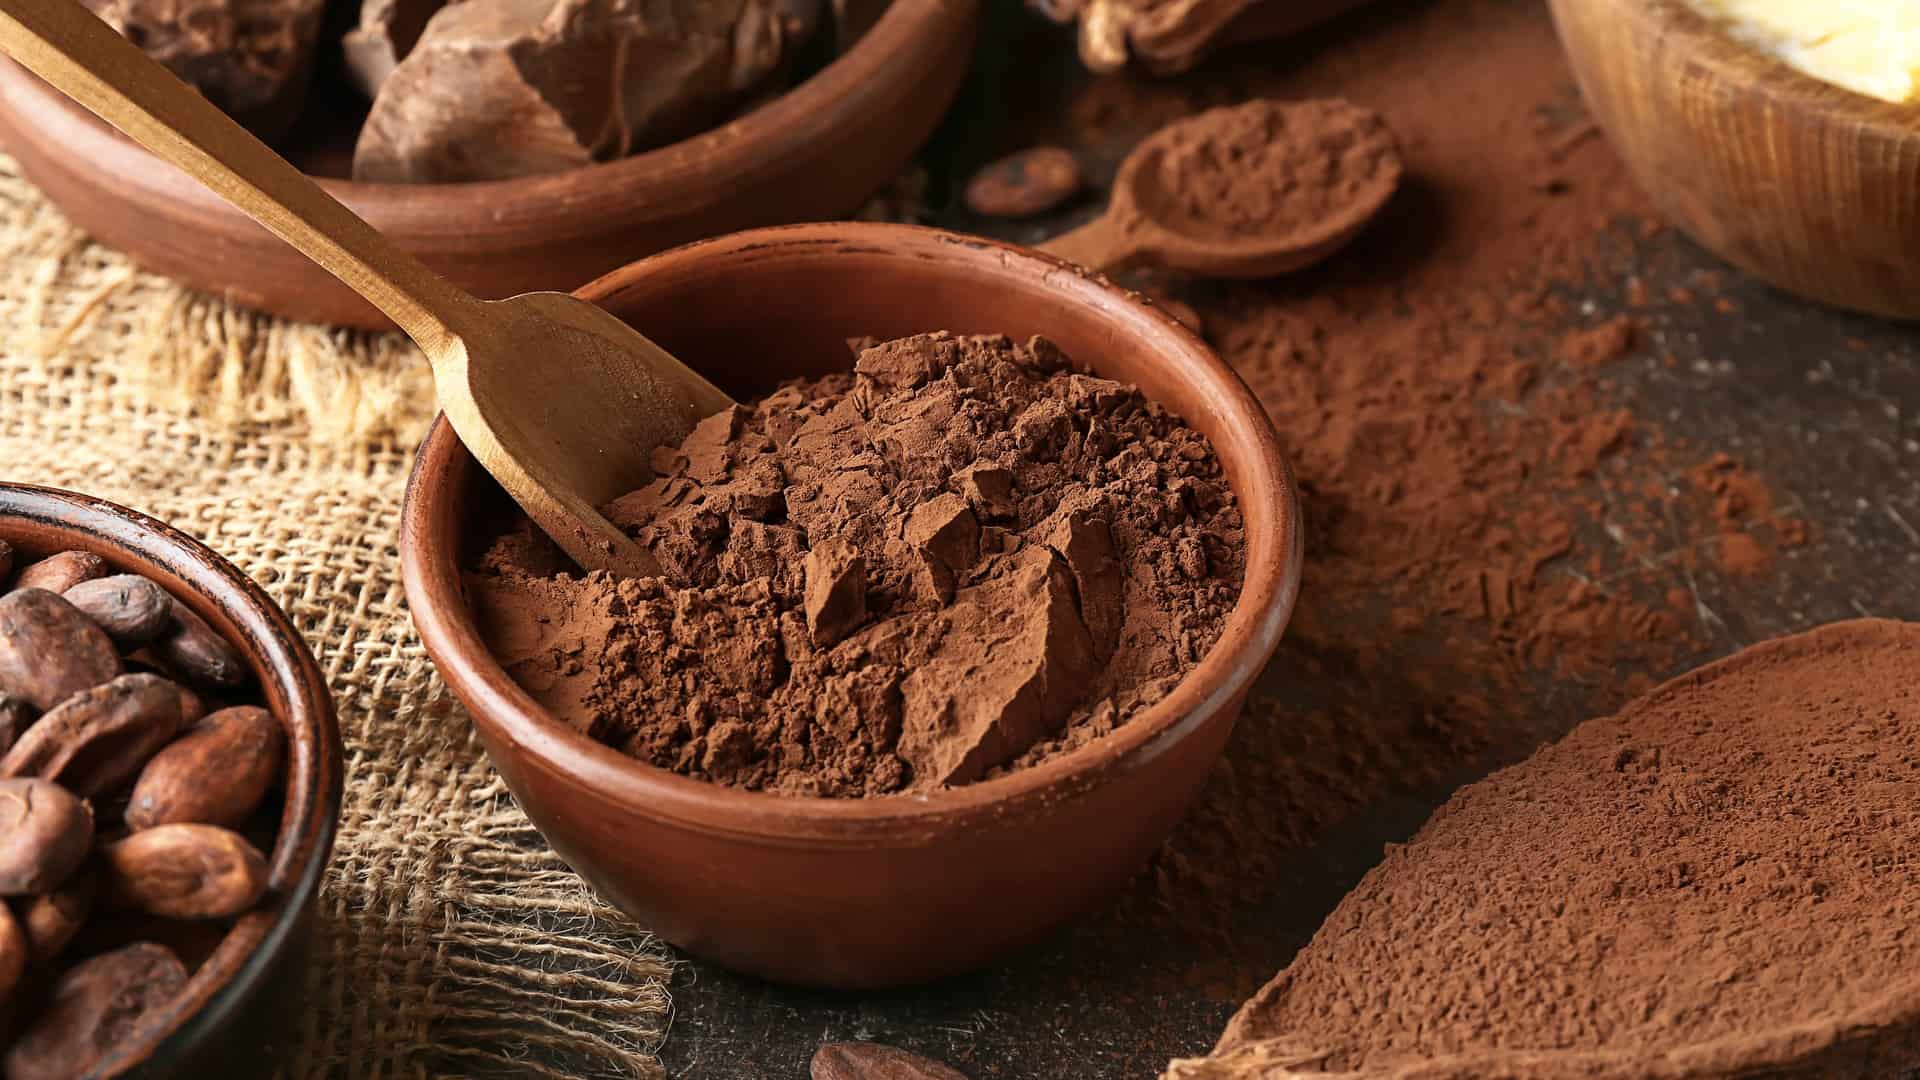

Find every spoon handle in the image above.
[1037,215,1145,275]
[0,0,476,349]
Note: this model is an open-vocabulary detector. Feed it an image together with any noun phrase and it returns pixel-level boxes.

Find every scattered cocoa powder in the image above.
[1081,0,1805,953]
[1134,99,1401,246]
[469,332,1245,797]
[1169,619,1920,1078]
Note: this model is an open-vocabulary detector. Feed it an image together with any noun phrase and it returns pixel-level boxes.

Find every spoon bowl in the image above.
[1040,97,1403,278]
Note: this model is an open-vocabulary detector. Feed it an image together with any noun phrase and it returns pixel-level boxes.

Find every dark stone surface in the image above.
[649,2,1920,1076]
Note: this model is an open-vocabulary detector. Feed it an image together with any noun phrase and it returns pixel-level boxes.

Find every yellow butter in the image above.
[1688,0,1920,102]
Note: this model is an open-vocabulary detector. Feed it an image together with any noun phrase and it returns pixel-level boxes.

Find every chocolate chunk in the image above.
[898,547,1097,786]
[342,0,453,98]
[352,0,797,183]
[82,0,326,145]
[803,540,867,647]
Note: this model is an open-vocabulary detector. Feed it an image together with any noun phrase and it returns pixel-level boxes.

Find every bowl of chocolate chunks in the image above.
[400,221,1304,989]
[0,0,979,329]
[0,484,341,1079]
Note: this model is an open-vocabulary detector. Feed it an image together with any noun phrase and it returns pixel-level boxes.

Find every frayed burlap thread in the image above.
[0,154,673,1078]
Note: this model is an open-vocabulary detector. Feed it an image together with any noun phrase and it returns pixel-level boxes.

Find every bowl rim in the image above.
[400,221,1304,842]
[0,0,968,240]
[0,483,343,1076]
[1629,0,1920,126]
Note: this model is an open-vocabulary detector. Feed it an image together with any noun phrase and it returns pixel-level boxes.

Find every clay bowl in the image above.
[399,222,1304,989]
[1550,0,1920,319]
[0,484,341,1077]
[0,0,979,330]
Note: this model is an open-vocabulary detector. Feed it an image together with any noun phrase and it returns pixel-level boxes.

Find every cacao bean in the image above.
[12,552,109,596]
[0,674,184,798]
[0,779,93,896]
[62,576,173,648]
[0,538,12,586]
[0,695,31,758]
[0,902,23,1011]
[0,589,124,712]
[3,942,187,1080]
[126,706,284,831]
[19,868,94,962]
[175,683,208,727]
[812,1042,970,1080]
[102,824,268,919]
[963,146,1083,219]
[151,600,248,689]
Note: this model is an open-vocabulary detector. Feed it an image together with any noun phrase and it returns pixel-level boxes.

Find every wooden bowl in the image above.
[0,0,979,330]
[398,222,1305,989]
[1550,0,1920,319]
[0,484,342,1077]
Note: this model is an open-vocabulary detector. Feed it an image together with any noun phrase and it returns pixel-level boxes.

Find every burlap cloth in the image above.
[0,154,677,1078]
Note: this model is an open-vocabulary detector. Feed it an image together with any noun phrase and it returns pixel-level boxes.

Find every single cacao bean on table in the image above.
[0,589,124,712]
[3,942,188,1080]
[102,823,268,920]
[151,600,249,689]
[0,674,184,798]
[126,706,283,831]
[62,576,174,648]
[812,1042,971,1080]
[12,552,109,597]
[0,778,94,896]
[18,868,95,963]
[963,146,1084,219]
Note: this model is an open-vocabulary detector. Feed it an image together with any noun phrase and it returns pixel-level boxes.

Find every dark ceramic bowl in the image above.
[0,0,979,330]
[399,222,1303,989]
[0,484,341,1077]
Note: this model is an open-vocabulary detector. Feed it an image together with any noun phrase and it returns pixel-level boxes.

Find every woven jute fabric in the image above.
[0,154,675,1079]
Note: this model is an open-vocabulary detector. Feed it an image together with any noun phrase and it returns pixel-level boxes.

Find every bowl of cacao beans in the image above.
[0,484,341,1078]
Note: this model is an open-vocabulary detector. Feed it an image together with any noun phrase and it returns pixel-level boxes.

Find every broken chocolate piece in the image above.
[342,0,453,98]
[898,547,1097,786]
[83,0,326,145]
[803,539,867,646]
[353,0,799,183]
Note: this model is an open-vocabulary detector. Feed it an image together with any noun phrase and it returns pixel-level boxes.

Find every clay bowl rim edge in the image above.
[0,0,969,243]
[1588,0,1920,134]
[399,221,1304,844]
[0,483,343,1076]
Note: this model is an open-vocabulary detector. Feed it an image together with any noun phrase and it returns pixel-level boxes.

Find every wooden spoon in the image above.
[0,0,733,577]
[1039,98,1402,278]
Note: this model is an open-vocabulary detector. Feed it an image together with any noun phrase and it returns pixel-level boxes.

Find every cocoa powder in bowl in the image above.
[467,332,1246,797]
[1170,619,1920,1079]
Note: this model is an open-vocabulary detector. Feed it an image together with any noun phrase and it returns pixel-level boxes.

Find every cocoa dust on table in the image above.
[1052,0,1805,954]
[469,332,1244,797]
[1171,619,1920,1078]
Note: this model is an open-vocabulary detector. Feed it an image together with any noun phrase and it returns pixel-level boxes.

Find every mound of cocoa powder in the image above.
[1137,99,1400,245]
[468,332,1245,797]
[1168,619,1920,1079]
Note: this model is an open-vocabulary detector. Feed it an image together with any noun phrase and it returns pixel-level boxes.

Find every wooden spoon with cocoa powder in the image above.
[0,0,733,578]
[1041,98,1403,279]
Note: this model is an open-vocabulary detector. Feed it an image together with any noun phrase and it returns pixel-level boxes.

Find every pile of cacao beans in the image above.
[0,540,286,1080]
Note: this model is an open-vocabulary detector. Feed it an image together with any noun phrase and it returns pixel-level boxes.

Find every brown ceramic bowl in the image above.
[0,0,979,330]
[399,222,1303,989]
[0,484,341,1076]
[1551,0,1920,318]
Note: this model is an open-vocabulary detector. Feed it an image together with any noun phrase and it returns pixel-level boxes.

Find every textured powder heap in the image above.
[469,333,1244,797]
[1141,98,1401,243]
[1169,619,1920,1079]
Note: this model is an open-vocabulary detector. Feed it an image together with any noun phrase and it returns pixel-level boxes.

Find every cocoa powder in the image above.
[1134,98,1400,246]
[1170,619,1920,1078]
[469,332,1245,797]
